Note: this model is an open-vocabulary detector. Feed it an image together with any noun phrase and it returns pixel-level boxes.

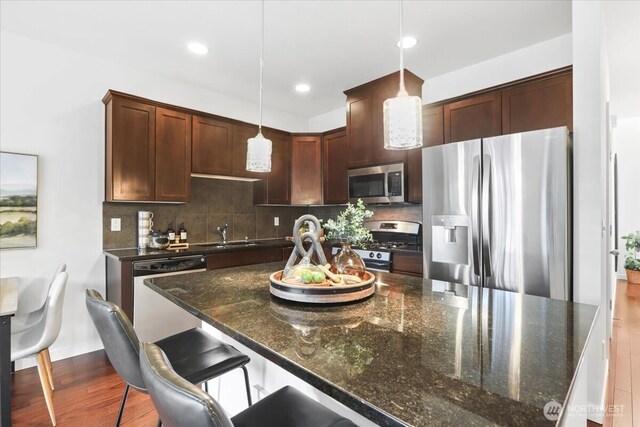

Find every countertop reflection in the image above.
[145,261,597,427]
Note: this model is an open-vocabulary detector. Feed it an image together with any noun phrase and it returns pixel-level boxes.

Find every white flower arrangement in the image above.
[322,199,374,246]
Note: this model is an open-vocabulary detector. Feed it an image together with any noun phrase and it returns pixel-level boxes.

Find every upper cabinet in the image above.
[441,68,572,145]
[105,92,191,202]
[291,135,322,205]
[192,116,233,176]
[345,95,373,168]
[443,92,502,144]
[155,108,192,202]
[407,105,444,203]
[232,124,263,179]
[254,129,291,205]
[322,128,348,204]
[501,71,573,133]
[345,70,423,169]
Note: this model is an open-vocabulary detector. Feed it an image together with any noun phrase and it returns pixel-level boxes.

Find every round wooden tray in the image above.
[269,270,376,304]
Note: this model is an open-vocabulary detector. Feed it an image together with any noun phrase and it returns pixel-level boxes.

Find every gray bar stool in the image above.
[85,290,252,426]
[140,342,359,427]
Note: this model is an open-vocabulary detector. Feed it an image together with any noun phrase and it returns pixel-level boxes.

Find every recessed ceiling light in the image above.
[187,41,208,55]
[397,36,418,49]
[295,83,311,93]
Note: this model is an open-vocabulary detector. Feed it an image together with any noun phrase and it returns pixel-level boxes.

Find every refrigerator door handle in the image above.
[471,155,481,276]
[482,155,493,277]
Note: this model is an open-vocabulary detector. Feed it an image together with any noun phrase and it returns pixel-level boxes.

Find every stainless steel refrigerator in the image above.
[422,126,571,300]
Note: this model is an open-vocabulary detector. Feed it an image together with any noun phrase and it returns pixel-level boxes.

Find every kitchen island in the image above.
[144,261,597,426]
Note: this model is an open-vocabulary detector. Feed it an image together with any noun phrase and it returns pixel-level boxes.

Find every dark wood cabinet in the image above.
[104,92,192,202]
[322,128,348,204]
[155,108,191,202]
[192,116,233,175]
[206,247,283,270]
[345,70,423,169]
[291,135,322,205]
[105,95,156,201]
[391,251,423,277]
[406,105,444,203]
[345,95,373,168]
[254,129,291,205]
[105,257,134,320]
[502,72,573,133]
[232,124,264,179]
[371,94,407,165]
[444,92,502,144]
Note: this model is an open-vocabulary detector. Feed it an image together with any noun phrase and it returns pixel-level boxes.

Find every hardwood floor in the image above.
[10,279,640,426]
[603,279,640,427]
[11,350,157,426]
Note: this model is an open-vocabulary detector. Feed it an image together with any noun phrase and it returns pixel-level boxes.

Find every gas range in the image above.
[331,220,422,272]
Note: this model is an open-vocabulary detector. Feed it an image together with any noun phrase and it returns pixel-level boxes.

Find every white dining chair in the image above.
[12,264,66,334]
[11,271,68,426]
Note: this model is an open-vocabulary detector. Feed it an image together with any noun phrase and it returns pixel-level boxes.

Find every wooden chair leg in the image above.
[43,348,55,391]
[36,351,56,426]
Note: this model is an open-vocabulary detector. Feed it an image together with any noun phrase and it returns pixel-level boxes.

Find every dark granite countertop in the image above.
[144,262,597,426]
[103,238,294,261]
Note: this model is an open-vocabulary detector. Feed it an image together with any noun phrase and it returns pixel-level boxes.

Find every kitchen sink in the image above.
[198,241,259,248]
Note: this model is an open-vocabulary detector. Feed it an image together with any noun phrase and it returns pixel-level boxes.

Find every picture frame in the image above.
[0,151,38,249]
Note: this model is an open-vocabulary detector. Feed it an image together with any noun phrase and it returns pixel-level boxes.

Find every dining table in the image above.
[0,277,18,427]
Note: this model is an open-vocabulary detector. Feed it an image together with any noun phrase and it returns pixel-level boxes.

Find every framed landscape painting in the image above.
[0,152,38,249]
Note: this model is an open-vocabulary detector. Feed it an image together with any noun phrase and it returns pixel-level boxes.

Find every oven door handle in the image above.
[363,260,391,270]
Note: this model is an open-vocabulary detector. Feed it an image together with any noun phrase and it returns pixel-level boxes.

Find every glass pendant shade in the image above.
[246,131,272,172]
[383,91,423,150]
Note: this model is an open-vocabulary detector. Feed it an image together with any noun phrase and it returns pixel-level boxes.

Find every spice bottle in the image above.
[167,223,176,242]
[179,223,187,243]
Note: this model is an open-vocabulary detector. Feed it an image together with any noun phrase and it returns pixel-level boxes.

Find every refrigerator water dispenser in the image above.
[431,215,469,265]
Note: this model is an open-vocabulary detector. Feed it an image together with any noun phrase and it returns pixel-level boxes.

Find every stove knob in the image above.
[369,252,375,258]
[376,253,382,259]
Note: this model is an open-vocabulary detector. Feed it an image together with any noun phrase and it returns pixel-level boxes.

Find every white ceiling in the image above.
[1,0,573,119]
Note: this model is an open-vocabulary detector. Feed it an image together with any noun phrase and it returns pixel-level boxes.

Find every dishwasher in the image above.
[132,255,207,342]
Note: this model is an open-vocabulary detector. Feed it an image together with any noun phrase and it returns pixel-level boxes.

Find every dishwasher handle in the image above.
[133,255,207,277]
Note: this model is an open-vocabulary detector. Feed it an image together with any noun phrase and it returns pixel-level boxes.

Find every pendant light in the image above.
[246,0,272,172]
[383,0,423,150]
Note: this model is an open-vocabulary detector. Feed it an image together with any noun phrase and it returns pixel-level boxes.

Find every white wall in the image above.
[614,116,640,276]
[306,33,573,131]
[308,107,347,133]
[571,0,610,422]
[0,30,308,369]
[422,33,573,104]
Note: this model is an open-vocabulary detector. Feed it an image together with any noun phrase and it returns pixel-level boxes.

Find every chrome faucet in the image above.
[216,224,228,244]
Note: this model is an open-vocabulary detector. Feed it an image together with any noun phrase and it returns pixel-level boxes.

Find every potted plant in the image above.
[622,231,640,284]
[322,199,373,275]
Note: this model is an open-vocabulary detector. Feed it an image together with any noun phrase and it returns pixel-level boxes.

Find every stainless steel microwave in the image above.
[348,163,405,204]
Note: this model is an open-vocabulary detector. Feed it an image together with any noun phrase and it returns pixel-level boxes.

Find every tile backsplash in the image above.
[103,178,308,249]
[103,177,423,249]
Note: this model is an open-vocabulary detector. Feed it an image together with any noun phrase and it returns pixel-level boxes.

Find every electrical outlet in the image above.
[111,218,121,232]
[274,216,279,226]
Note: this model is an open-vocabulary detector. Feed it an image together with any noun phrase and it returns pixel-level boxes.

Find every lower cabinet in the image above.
[206,247,283,270]
[391,252,423,277]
